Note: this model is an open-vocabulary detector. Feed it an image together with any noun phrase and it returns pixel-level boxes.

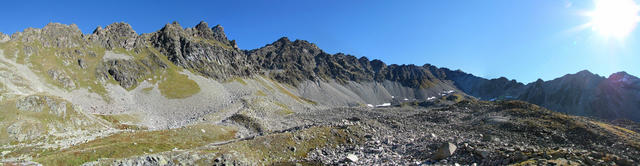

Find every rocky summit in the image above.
[1,22,639,165]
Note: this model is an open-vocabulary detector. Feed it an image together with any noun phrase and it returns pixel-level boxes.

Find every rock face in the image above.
[15,95,67,117]
[248,37,446,89]
[150,22,256,80]
[88,22,140,50]
[12,23,85,48]
[47,69,76,89]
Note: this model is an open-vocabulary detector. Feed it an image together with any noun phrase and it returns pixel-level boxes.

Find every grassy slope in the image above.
[196,125,365,165]
[0,95,106,145]
[35,124,236,165]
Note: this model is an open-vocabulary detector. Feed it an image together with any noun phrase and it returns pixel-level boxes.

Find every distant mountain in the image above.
[449,69,640,122]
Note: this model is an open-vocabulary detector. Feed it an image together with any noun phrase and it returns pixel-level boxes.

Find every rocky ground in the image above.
[21,99,632,166]
[297,100,640,165]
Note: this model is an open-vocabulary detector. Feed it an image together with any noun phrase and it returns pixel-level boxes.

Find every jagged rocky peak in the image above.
[211,24,231,45]
[194,21,214,39]
[608,71,639,84]
[41,22,82,35]
[273,37,322,53]
[154,21,234,47]
[12,22,85,48]
[574,69,598,77]
[148,21,256,80]
[534,78,544,84]
[158,21,185,37]
[88,22,139,50]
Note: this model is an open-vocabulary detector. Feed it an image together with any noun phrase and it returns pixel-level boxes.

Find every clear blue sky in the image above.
[1,0,638,83]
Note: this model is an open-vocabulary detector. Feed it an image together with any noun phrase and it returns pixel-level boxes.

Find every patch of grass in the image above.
[255,90,267,97]
[96,114,147,130]
[591,121,640,149]
[255,77,274,91]
[268,78,306,103]
[35,124,237,166]
[274,101,295,115]
[300,97,318,105]
[0,94,108,156]
[1,39,114,101]
[198,125,364,164]
[141,87,153,93]
[158,70,200,99]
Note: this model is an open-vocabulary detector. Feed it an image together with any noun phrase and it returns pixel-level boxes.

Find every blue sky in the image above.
[1,0,638,83]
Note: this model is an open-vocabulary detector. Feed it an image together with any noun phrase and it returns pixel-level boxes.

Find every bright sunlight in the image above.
[587,0,640,39]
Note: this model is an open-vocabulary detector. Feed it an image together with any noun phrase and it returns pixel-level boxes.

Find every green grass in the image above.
[0,94,108,159]
[268,78,306,103]
[141,87,153,93]
[158,70,200,99]
[256,90,267,96]
[1,39,114,101]
[198,125,364,164]
[96,114,147,130]
[300,97,318,105]
[35,124,237,166]
[274,101,295,115]
[255,77,274,91]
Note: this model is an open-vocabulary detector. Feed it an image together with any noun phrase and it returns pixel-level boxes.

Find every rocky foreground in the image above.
[6,100,628,166]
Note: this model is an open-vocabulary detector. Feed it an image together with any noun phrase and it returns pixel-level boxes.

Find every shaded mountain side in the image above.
[448,69,640,122]
[246,37,448,90]
[516,70,640,122]
[440,68,525,100]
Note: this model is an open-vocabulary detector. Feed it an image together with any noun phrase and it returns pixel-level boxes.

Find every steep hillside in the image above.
[0,21,467,129]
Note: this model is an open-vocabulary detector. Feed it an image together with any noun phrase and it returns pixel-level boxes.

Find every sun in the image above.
[587,0,640,39]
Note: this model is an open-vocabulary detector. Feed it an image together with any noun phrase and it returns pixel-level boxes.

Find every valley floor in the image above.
[2,100,639,165]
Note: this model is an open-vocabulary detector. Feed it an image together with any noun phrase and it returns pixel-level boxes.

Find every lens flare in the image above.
[587,0,640,39]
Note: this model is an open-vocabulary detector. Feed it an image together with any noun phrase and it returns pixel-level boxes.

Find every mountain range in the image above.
[1,21,639,165]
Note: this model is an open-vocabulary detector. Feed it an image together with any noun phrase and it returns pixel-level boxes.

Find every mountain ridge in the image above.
[2,21,639,123]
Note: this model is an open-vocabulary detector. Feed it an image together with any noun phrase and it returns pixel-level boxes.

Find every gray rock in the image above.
[433,142,457,160]
[16,95,44,112]
[47,69,76,89]
[346,153,359,162]
[77,58,87,69]
[88,22,139,50]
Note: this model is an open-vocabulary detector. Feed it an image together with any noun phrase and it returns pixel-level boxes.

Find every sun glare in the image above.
[587,0,640,39]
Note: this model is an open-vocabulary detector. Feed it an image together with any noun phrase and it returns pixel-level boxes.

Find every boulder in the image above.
[346,154,358,162]
[433,142,457,160]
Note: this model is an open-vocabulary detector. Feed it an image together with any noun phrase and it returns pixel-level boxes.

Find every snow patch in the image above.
[375,103,391,107]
